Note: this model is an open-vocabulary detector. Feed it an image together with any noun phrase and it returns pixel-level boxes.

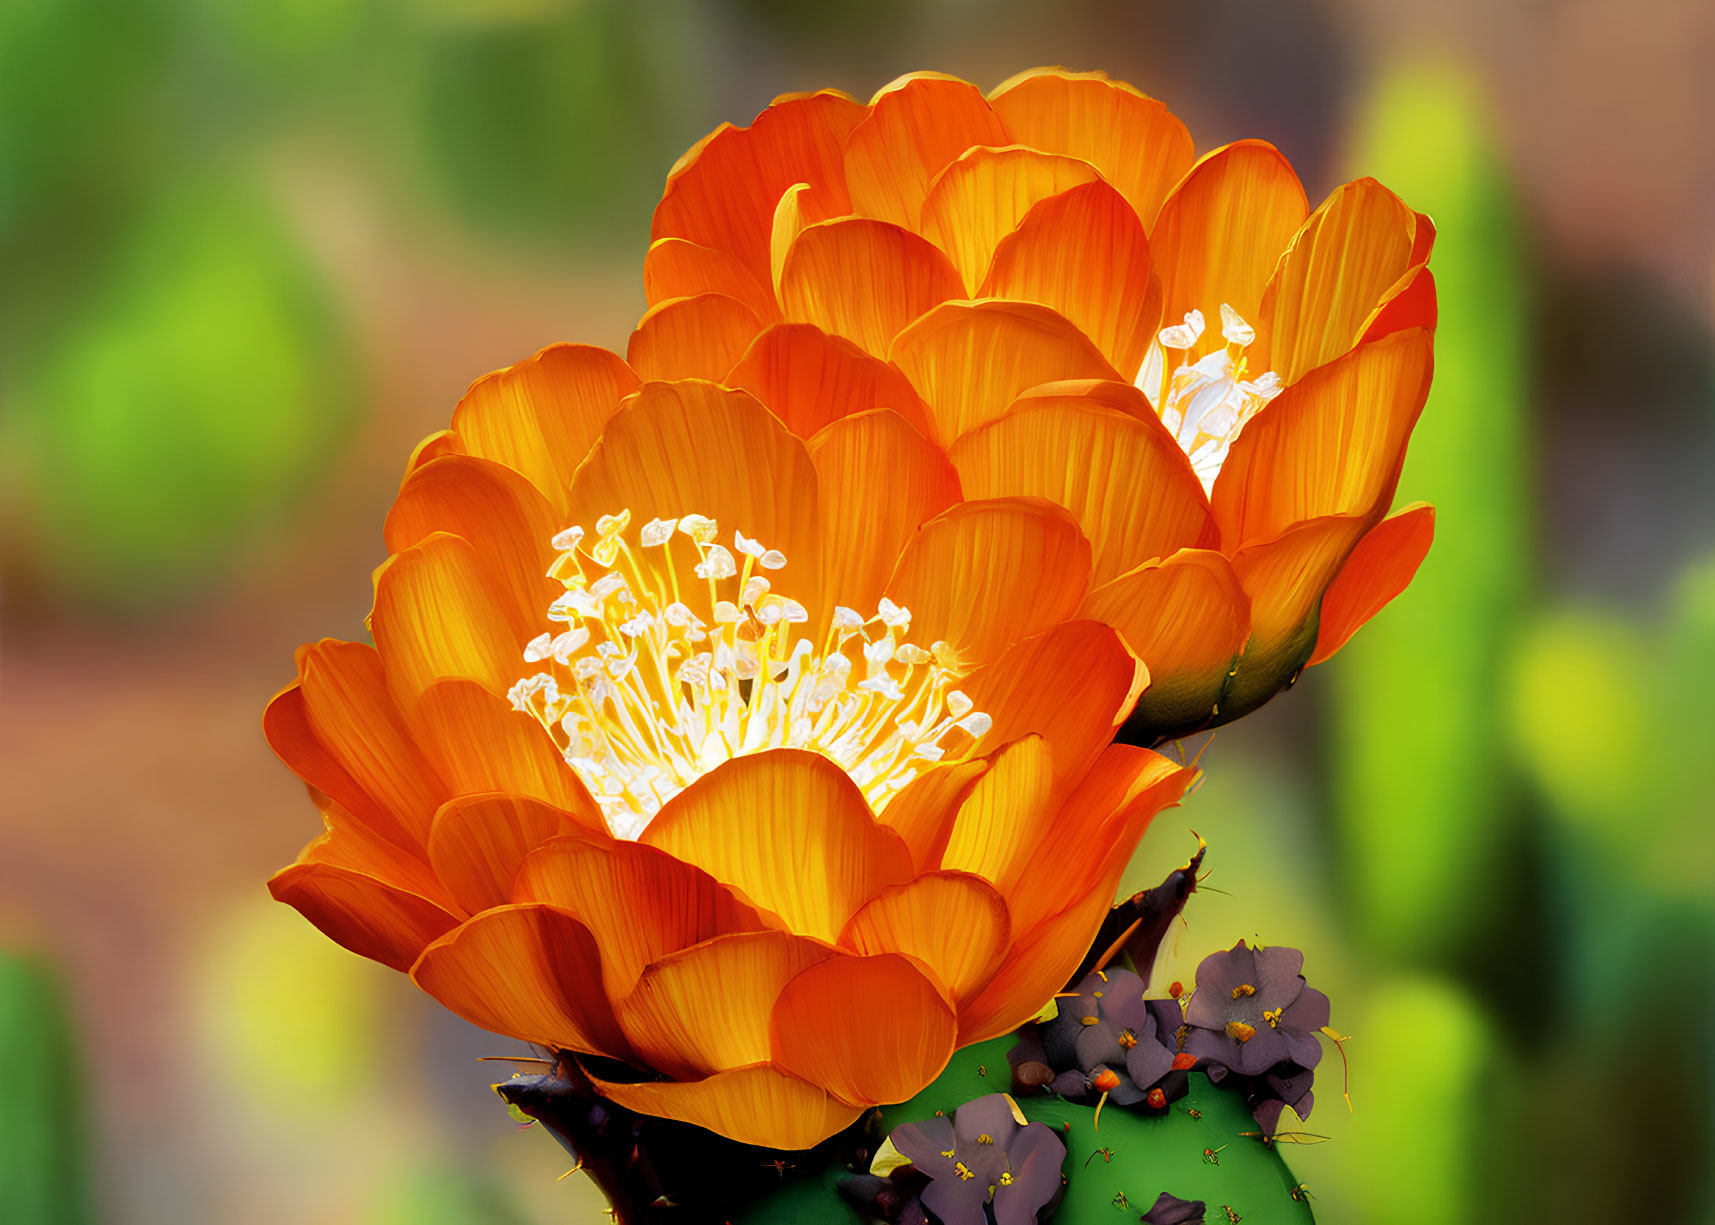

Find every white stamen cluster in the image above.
[508,510,993,840]
[1140,302,1285,491]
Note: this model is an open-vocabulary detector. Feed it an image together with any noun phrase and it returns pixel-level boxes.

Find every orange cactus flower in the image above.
[637,67,1439,741]
[266,351,1197,1149]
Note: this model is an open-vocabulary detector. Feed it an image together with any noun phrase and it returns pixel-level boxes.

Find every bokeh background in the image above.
[2,1,1711,1221]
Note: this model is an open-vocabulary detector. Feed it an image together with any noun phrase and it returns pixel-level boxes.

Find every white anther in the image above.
[896,643,932,666]
[1219,303,1256,347]
[596,510,631,536]
[946,690,974,718]
[741,575,770,606]
[663,602,698,627]
[523,632,554,663]
[551,525,585,552]
[759,549,787,570]
[618,613,655,637]
[712,600,741,624]
[734,530,767,558]
[696,545,738,580]
[958,713,993,737]
[551,627,589,664]
[832,606,865,630]
[1159,309,1206,350]
[777,598,809,624]
[640,517,677,547]
[877,598,911,628]
[589,573,628,601]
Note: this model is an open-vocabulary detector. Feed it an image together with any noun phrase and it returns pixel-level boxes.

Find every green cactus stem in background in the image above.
[0,952,92,1225]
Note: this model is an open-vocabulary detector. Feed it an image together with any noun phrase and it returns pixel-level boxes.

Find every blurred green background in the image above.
[1,1,1710,1221]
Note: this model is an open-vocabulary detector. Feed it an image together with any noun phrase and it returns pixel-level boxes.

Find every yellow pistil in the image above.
[1226,1021,1256,1043]
[1140,303,1284,492]
[955,1161,975,1181]
[511,512,993,840]
[1000,1171,1014,1186]
[1263,1007,1283,1029]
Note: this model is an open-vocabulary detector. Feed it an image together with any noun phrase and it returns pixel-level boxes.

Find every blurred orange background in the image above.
[2,1,1712,1222]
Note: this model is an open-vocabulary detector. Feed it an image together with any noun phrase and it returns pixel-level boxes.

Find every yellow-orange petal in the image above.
[269,861,459,973]
[293,797,448,904]
[1255,178,1418,384]
[411,903,630,1058]
[1358,264,1438,345]
[266,681,400,849]
[407,680,600,818]
[770,952,956,1106]
[371,532,523,705]
[512,834,765,996]
[566,380,823,622]
[1212,327,1435,547]
[873,758,988,874]
[843,75,1009,230]
[957,620,1145,788]
[626,293,763,384]
[1003,745,1195,938]
[1222,513,1372,719]
[585,1062,863,1151]
[617,930,835,1080]
[1308,501,1435,666]
[1150,140,1308,356]
[639,750,913,943]
[384,454,561,642]
[727,322,934,439]
[955,878,1115,1046]
[405,429,464,475]
[949,393,1213,586]
[777,217,963,360]
[426,794,603,915]
[295,640,448,844]
[643,237,780,324]
[938,735,1056,895]
[988,68,1194,230]
[1079,550,1251,741]
[888,299,1122,446]
[450,343,638,514]
[980,180,1160,379]
[652,91,867,286]
[838,871,1010,1004]
[808,408,961,622]
[920,145,1099,293]
[884,497,1090,667]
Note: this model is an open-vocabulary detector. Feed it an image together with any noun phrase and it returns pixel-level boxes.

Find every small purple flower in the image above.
[1140,1191,1207,1224]
[888,1094,1066,1225]
[1037,968,1177,1106]
[1182,942,1329,1077]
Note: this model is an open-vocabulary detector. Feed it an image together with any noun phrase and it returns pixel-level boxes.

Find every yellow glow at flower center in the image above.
[508,510,993,840]
[1139,303,1284,492]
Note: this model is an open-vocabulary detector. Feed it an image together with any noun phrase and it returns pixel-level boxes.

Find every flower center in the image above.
[1138,303,1284,492]
[508,510,992,840]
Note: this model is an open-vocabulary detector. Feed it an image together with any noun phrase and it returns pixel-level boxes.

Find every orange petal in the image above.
[639,750,912,943]
[1079,550,1251,742]
[1003,745,1195,937]
[292,796,448,904]
[616,930,835,1079]
[919,145,1099,292]
[777,217,963,360]
[808,408,961,620]
[566,380,823,621]
[873,758,988,873]
[1358,264,1438,345]
[1150,140,1308,356]
[1221,513,1372,720]
[372,532,524,705]
[1410,211,1437,266]
[770,952,956,1106]
[384,454,561,641]
[512,835,765,996]
[888,299,1122,446]
[1212,327,1435,547]
[938,735,1056,895]
[269,861,459,973]
[585,1062,863,1151]
[843,75,1008,230]
[769,182,812,301]
[727,322,934,439]
[626,293,763,384]
[652,91,867,286]
[955,881,1114,1046]
[643,237,780,324]
[295,640,448,845]
[410,903,629,1057]
[1255,178,1418,384]
[957,620,1145,788]
[949,392,1213,586]
[405,429,464,474]
[884,497,1090,667]
[407,681,601,830]
[265,680,400,849]
[838,871,1010,1003]
[1308,502,1435,666]
[426,794,604,915]
[988,68,1194,230]
[980,179,1160,379]
[450,343,638,514]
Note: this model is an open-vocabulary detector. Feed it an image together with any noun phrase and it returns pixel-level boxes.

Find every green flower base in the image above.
[739,1038,1314,1224]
